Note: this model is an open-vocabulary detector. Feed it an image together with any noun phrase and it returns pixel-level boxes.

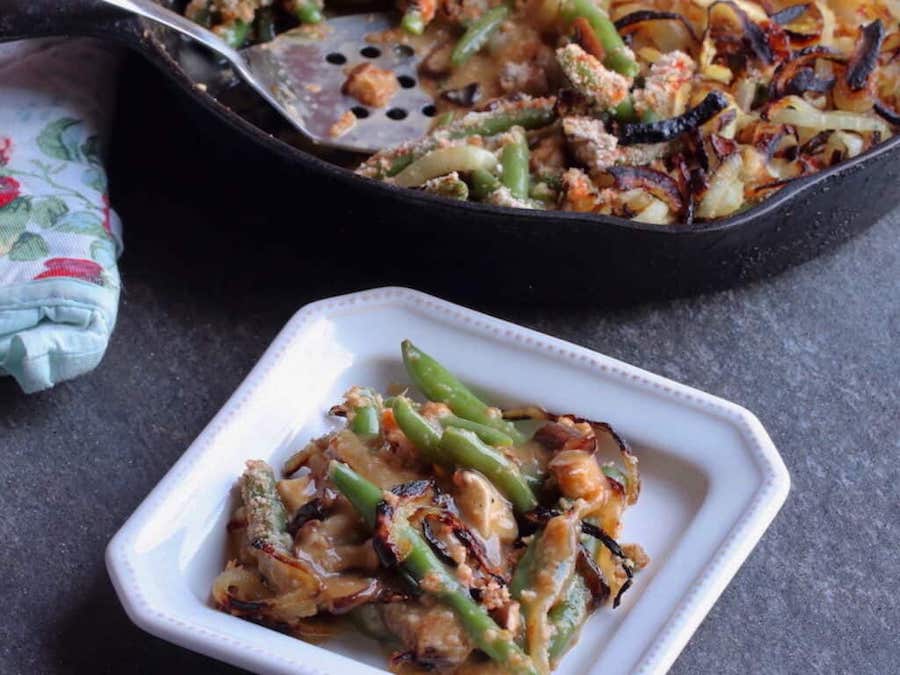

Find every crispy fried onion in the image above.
[769,46,843,100]
[530,416,640,505]
[213,562,318,623]
[832,20,885,114]
[372,479,504,585]
[616,91,730,145]
[576,542,611,607]
[847,20,885,91]
[613,10,700,45]
[605,166,685,218]
[707,1,776,65]
[213,561,382,628]
[287,498,329,536]
[580,521,636,608]
[769,2,826,48]
[523,508,633,608]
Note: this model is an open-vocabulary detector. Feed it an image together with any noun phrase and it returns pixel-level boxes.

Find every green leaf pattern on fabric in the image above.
[0,115,120,284]
[90,238,117,268]
[31,196,69,228]
[8,232,49,260]
[0,197,31,229]
[36,118,83,161]
[0,220,26,256]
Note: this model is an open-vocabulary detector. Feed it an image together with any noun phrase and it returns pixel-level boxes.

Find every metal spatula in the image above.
[102,0,434,153]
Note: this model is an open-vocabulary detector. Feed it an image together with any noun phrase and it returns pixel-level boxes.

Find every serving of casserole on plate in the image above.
[107,287,789,674]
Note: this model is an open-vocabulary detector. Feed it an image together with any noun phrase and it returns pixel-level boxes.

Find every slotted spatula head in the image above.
[241,13,435,153]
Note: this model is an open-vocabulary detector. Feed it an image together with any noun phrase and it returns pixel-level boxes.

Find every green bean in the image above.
[393,146,498,188]
[610,97,638,122]
[433,111,456,128]
[556,43,631,112]
[350,405,380,439]
[547,574,592,664]
[509,535,539,599]
[217,20,250,48]
[448,101,555,140]
[294,0,323,24]
[469,168,502,200]
[328,460,383,528]
[401,8,426,35]
[561,0,638,76]
[361,99,556,178]
[513,513,580,672]
[500,127,530,200]
[241,460,292,551]
[328,461,538,674]
[390,396,442,462]
[401,340,525,443]
[438,415,514,446]
[254,7,276,43]
[450,5,510,67]
[439,428,537,513]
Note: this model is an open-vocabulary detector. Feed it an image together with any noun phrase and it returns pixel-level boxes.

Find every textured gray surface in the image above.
[1,66,899,674]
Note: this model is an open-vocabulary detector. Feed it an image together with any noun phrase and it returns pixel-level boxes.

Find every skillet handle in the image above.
[0,0,127,42]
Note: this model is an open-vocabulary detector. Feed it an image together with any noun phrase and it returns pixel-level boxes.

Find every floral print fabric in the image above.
[0,38,123,392]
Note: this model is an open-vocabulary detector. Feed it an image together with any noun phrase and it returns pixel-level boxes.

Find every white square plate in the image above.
[107,287,790,675]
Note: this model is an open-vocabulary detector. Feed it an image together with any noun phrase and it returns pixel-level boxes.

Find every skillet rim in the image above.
[139,10,900,237]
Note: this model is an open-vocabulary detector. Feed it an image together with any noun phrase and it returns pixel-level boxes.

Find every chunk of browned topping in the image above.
[381,602,474,667]
[329,110,357,139]
[622,542,651,569]
[343,63,400,108]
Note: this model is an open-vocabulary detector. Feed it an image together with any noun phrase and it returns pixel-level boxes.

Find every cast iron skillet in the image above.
[2,0,898,303]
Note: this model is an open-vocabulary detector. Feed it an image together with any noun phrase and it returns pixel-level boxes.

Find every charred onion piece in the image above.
[325,578,384,614]
[616,92,729,145]
[613,569,633,608]
[581,522,635,608]
[580,520,627,558]
[769,47,843,100]
[708,1,774,64]
[374,480,441,568]
[391,479,435,499]
[421,515,459,567]
[606,166,685,216]
[576,543,611,607]
[874,101,900,126]
[286,498,329,537]
[372,501,403,569]
[533,421,596,452]
[441,82,481,107]
[613,10,700,44]
[847,20,885,91]
[769,3,809,25]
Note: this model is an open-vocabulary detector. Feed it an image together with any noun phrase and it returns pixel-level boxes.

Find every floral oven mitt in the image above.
[0,39,123,393]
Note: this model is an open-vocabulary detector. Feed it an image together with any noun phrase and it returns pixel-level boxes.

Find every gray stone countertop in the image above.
[0,62,897,674]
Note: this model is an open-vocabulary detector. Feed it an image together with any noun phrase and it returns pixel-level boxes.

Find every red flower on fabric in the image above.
[0,137,11,165]
[33,258,104,285]
[101,193,112,233]
[0,175,20,208]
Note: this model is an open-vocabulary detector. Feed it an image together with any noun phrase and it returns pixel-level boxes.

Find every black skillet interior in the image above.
[2,0,898,304]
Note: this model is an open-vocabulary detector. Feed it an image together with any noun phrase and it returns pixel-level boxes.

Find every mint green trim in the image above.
[0,277,119,393]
